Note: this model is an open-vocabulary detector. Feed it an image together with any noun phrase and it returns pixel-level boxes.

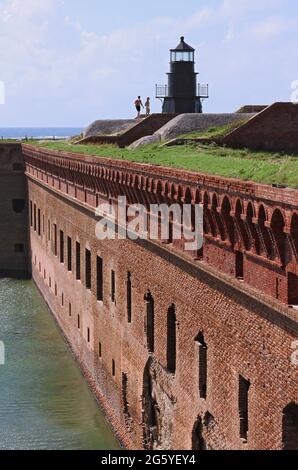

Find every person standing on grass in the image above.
[134,96,144,118]
[145,97,151,116]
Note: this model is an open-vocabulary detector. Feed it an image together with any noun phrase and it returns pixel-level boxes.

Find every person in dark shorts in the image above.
[134,96,144,118]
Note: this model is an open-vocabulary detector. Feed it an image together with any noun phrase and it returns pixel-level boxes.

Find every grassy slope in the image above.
[177,119,249,139]
[29,141,298,188]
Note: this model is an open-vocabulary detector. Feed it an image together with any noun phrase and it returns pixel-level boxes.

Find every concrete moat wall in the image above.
[22,144,298,450]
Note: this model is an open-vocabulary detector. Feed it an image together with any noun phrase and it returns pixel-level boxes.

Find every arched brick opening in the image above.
[271,209,286,266]
[247,203,260,254]
[235,199,249,250]
[290,213,298,260]
[282,403,298,450]
[192,416,206,450]
[212,194,225,240]
[258,205,274,258]
[195,332,207,399]
[203,192,214,236]
[167,304,177,374]
[222,196,235,246]
[145,291,154,353]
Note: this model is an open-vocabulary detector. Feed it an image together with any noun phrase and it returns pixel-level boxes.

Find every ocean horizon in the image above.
[0,127,84,140]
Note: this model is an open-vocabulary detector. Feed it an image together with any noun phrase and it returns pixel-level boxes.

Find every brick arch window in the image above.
[271,209,286,266]
[144,291,154,353]
[290,214,298,260]
[282,403,298,450]
[222,196,235,246]
[258,205,274,258]
[167,304,177,374]
[246,203,260,254]
[195,332,207,399]
[235,199,250,250]
[212,195,225,241]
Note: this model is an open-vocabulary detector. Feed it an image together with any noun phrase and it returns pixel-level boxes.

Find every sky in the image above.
[0,0,298,127]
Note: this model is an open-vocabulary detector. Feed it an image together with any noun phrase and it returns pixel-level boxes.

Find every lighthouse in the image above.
[156,36,209,114]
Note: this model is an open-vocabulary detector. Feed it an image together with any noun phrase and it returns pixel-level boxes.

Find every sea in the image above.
[0,127,84,140]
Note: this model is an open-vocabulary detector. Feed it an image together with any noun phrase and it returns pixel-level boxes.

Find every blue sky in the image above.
[0,0,297,126]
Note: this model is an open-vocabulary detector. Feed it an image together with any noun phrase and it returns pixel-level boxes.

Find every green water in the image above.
[0,278,120,450]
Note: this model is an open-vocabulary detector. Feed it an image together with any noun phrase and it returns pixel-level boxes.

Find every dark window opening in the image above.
[76,242,81,280]
[167,304,177,374]
[145,291,154,353]
[239,375,250,442]
[37,209,41,236]
[13,163,23,171]
[85,249,91,290]
[276,278,280,300]
[14,244,24,253]
[282,403,298,450]
[127,272,132,323]
[288,273,298,305]
[192,418,206,451]
[53,224,57,256]
[48,220,51,241]
[42,214,45,234]
[112,359,116,377]
[196,332,207,399]
[34,204,37,231]
[69,303,72,317]
[30,201,33,227]
[236,251,244,279]
[12,199,25,214]
[61,293,64,307]
[111,270,116,303]
[97,256,103,301]
[60,230,64,263]
[87,328,90,343]
[67,236,72,272]
[78,315,81,330]
[98,342,102,358]
[55,283,57,297]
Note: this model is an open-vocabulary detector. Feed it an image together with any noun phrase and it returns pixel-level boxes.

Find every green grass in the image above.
[28,141,298,188]
[178,119,249,139]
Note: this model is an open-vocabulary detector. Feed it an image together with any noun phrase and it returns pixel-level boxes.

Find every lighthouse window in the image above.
[171,51,194,62]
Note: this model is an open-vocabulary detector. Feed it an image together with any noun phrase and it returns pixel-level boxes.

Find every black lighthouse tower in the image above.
[156,37,208,114]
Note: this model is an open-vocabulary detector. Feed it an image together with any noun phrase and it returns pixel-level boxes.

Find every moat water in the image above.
[0,278,119,450]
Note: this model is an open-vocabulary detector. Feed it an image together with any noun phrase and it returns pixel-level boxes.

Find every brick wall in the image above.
[27,178,297,450]
[223,102,298,153]
[22,144,298,450]
[0,144,29,277]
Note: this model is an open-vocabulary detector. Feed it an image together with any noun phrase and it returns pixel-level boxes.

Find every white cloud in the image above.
[247,17,297,40]
[0,0,296,125]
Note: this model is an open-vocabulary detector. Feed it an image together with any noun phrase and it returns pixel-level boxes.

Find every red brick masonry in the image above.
[22,144,298,450]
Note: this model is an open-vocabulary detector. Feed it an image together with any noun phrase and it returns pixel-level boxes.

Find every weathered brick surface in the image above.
[23,144,298,306]
[23,144,298,450]
[223,102,298,153]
